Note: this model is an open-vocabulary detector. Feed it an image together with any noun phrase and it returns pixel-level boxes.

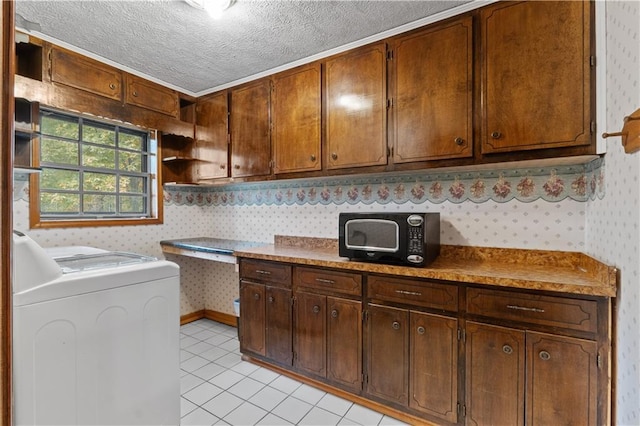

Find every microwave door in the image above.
[345,219,399,253]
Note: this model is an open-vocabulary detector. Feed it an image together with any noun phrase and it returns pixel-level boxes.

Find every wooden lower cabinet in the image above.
[294,291,362,391]
[366,304,458,423]
[466,321,598,426]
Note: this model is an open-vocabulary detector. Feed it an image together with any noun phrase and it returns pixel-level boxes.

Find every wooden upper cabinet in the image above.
[230,78,271,178]
[125,74,179,117]
[195,91,229,180]
[272,63,321,174]
[391,16,473,163]
[49,47,122,101]
[481,0,593,153]
[325,42,387,170]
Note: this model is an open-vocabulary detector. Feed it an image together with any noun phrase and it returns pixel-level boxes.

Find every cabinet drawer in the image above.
[50,47,122,101]
[240,259,292,288]
[125,74,179,117]
[466,288,597,333]
[368,275,458,312]
[295,267,362,297]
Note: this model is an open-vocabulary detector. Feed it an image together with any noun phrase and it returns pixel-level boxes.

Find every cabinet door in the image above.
[481,1,592,153]
[239,282,265,356]
[465,321,525,426]
[409,311,458,423]
[294,292,326,378]
[325,43,387,169]
[327,297,361,391]
[125,74,179,117]
[392,16,473,162]
[230,79,271,178]
[266,286,293,366]
[366,304,408,406]
[272,63,321,174]
[195,91,228,180]
[526,332,597,425]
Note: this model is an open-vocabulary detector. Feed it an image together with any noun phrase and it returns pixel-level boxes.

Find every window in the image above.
[30,108,161,228]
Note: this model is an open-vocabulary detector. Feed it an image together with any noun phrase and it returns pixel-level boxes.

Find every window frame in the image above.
[29,107,163,229]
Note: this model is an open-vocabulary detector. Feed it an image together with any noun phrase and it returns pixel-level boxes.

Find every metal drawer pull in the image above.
[539,351,551,361]
[268,296,274,303]
[392,321,401,330]
[315,278,335,285]
[312,305,321,314]
[253,293,260,300]
[502,344,513,355]
[255,270,271,275]
[506,304,545,313]
[331,309,338,318]
[395,290,422,296]
[417,326,425,335]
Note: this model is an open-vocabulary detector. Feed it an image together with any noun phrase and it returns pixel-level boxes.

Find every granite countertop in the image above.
[233,236,618,297]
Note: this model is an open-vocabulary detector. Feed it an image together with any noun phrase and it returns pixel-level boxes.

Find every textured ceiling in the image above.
[15,0,472,96]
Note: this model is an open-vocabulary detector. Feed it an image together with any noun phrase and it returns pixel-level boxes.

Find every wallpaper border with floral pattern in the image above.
[162,157,605,207]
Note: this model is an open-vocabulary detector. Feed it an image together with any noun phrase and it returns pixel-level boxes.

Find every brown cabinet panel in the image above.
[240,259,292,288]
[239,282,266,356]
[294,292,326,378]
[481,1,592,153]
[195,91,228,180]
[409,311,458,422]
[526,332,597,425]
[366,304,408,405]
[392,16,473,162]
[325,43,387,169]
[125,74,179,117]
[230,79,271,177]
[465,321,525,426]
[295,267,362,297]
[466,288,598,333]
[266,286,293,366]
[327,297,362,391]
[272,64,321,174]
[368,275,458,312]
[49,47,122,101]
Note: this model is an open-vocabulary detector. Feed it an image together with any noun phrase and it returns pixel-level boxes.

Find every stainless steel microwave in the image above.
[338,212,440,267]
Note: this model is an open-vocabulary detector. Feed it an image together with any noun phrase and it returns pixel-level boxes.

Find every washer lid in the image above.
[55,252,157,274]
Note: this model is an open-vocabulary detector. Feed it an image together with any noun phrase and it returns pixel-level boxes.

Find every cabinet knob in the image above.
[132,90,139,97]
[310,154,316,162]
[539,350,551,361]
[220,164,226,169]
[331,309,338,318]
[253,293,260,300]
[417,326,425,335]
[312,305,321,314]
[109,83,116,90]
[392,321,401,330]
[454,137,464,146]
[268,296,274,303]
[331,152,338,160]
[234,164,240,169]
[502,344,513,355]
[491,131,502,139]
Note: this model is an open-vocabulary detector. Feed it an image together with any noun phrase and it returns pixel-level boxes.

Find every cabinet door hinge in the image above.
[457,328,466,342]
[590,121,596,134]
[226,133,231,145]
[457,402,466,417]
[386,98,393,109]
[590,55,596,68]
[387,50,394,61]
[597,353,603,369]
[362,310,368,324]
[362,373,368,384]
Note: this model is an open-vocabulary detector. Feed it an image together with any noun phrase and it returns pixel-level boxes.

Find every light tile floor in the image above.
[180,319,409,426]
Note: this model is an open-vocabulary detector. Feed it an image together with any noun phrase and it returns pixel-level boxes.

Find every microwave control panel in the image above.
[406,215,425,264]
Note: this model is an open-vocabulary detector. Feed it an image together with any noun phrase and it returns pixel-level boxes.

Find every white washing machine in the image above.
[12,231,180,426]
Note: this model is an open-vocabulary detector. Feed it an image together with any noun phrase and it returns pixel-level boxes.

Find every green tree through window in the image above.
[38,108,156,219]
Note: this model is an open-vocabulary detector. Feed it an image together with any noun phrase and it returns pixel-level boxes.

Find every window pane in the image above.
[41,192,80,213]
[41,138,79,165]
[84,172,116,192]
[82,145,115,169]
[41,114,79,139]
[83,194,116,214]
[120,132,145,151]
[83,123,115,146]
[119,151,144,172]
[40,168,79,191]
[120,176,145,193]
[120,196,146,214]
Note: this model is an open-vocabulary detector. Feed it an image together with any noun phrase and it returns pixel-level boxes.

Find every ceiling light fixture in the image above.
[185,0,234,19]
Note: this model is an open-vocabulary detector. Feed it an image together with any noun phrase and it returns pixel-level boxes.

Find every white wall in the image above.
[587,1,640,423]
